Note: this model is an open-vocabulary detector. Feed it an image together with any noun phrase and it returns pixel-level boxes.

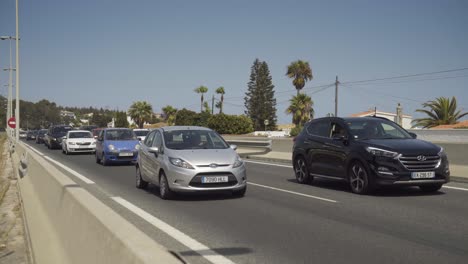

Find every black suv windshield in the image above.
[346,119,411,140]
[163,130,229,150]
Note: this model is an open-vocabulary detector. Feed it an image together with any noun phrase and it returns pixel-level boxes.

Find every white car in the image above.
[62,130,96,155]
[133,128,150,142]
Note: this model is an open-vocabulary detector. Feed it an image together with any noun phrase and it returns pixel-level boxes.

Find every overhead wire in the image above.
[341,67,468,85]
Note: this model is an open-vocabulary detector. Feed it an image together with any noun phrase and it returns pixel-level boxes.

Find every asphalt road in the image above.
[23,140,468,264]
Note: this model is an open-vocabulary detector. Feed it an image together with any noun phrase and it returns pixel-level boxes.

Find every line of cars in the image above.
[27,125,247,199]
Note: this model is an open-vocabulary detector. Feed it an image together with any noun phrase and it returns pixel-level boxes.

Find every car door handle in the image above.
[324,142,336,147]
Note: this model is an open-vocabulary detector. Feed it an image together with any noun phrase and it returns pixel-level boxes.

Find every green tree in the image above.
[162,105,178,125]
[413,96,468,128]
[115,111,129,128]
[90,112,111,127]
[194,86,208,113]
[286,60,313,95]
[203,101,211,114]
[128,101,153,128]
[215,86,225,114]
[286,93,314,127]
[175,108,199,126]
[244,59,277,131]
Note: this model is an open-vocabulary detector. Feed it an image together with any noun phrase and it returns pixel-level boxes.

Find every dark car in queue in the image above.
[292,117,449,194]
[26,130,38,141]
[35,129,48,144]
[44,125,74,149]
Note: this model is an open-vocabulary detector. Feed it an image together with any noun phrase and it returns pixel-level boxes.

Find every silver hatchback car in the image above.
[136,126,247,199]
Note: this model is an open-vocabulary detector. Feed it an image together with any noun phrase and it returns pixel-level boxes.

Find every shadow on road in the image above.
[142,185,243,201]
[286,178,445,197]
[178,246,253,257]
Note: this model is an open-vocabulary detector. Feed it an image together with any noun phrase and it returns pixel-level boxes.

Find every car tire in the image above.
[419,184,442,193]
[232,186,247,197]
[95,151,101,164]
[294,156,312,184]
[135,166,148,189]
[65,147,69,155]
[348,161,374,194]
[159,172,174,200]
[101,154,109,166]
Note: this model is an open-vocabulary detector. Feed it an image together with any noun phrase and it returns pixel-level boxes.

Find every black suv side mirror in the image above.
[408,132,417,139]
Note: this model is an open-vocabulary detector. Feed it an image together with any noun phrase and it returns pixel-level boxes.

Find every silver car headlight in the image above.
[169,158,194,169]
[108,144,115,151]
[366,147,399,158]
[233,156,244,168]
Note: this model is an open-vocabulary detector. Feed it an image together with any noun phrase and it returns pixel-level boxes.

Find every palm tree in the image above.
[194,86,208,113]
[413,96,468,128]
[215,86,225,114]
[128,101,153,128]
[286,60,313,95]
[286,94,314,127]
[162,105,178,125]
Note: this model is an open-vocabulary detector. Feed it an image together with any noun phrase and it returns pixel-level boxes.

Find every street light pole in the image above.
[15,0,20,141]
[0,36,17,138]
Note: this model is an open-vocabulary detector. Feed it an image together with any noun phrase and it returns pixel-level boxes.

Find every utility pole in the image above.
[211,95,214,115]
[334,76,339,117]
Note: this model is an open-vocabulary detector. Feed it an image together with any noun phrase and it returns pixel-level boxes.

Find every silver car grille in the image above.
[398,155,441,171]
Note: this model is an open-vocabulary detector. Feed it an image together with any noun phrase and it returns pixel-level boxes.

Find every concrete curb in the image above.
[9,137,36,264]
[13,142,182,264]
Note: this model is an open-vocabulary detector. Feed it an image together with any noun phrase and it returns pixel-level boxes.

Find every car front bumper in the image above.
[165,164,247,193]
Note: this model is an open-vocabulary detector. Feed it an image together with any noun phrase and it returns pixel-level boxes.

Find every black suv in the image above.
[45,125,73,149]
[292,117,450,194]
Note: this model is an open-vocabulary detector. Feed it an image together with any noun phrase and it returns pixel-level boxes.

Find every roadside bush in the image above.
[289,126,303,137]
[174,109,198,126]
[208,114,254,134]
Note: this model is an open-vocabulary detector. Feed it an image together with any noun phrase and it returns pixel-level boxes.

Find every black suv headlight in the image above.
[365,147,399,158]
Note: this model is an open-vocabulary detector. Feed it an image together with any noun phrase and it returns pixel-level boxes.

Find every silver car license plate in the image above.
[411,171,435,179]
[202,176,229,183]
[119,152,133,157]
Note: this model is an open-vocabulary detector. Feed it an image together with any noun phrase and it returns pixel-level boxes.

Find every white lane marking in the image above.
[245,160,293,168]
[443,185,468,192]
[24,144,44,156]
[111,197,235,264]
[43,156,95,184]
[248,182,337,203]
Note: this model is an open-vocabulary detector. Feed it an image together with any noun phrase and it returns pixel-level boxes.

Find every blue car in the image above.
[95,128,140,166]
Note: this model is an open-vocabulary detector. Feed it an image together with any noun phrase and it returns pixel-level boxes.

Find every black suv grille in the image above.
[399,155,441,171]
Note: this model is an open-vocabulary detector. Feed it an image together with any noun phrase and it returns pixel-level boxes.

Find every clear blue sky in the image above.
[1,0,467,124]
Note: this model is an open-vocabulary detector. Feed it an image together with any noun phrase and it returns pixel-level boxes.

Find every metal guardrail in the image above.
[226,139,272,150]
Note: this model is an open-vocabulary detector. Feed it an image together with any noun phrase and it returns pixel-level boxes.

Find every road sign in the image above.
[8,117,16,129]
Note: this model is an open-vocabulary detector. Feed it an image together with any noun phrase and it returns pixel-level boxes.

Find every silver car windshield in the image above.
[163,130,229,150]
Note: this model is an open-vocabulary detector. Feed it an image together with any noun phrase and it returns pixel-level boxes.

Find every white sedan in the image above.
[62,130,96,155]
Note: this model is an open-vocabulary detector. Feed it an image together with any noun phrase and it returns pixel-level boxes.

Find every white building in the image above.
[351,108,412,129]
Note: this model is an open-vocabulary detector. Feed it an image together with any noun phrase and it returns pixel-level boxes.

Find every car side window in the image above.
[153,131,162,148]
[144,131,156,146]
[306,120,329,137]
[330,123,346,138]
